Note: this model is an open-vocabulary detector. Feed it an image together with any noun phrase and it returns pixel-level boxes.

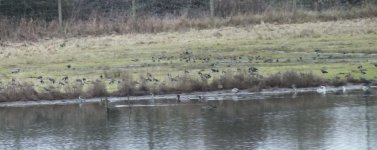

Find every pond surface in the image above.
[0,90,376,150]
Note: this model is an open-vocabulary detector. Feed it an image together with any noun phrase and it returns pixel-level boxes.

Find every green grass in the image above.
[0,17,377,94]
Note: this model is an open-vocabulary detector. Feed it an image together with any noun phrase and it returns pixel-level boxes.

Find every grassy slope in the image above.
[1,17,377,92]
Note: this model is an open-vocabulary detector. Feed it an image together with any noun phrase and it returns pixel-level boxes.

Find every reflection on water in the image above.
[0,91,377,149]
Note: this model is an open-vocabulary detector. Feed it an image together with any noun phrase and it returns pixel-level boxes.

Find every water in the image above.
[0,90,376,150]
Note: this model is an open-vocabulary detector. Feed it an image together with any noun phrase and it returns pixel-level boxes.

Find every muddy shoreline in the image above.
[0,84,373,108]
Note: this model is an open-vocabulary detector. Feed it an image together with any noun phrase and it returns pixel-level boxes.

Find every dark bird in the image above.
[321,69,328,74]
[147,72,152,78]
[67,64,71,69]
[211,68,219,73]
[76,79,83,84]
[109,79,116,84]
[320,67,328,74]
[48,78,55,84]
[62,76,69,81]
[201,74,211,80]
[248,67,258,73]
[314,48,321,53]
[170,77,178,82]
[176,94,181,103]
[60,42,66,47]
[11,68,20,74]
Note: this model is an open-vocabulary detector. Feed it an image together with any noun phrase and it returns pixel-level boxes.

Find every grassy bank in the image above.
[0,71,372,102]
[0,17,377,102]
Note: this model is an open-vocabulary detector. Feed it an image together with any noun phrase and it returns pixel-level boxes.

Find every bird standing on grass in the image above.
[320,67,328,74]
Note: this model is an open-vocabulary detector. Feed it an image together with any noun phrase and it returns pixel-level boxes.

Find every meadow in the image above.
[0,17,376,101]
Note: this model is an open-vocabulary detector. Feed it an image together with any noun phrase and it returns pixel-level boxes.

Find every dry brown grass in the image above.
[174,75,209,92]
[0,82,84,102]
[0,82,39,101]
[210,71,259,90]
[1,4,377,41]
[116,73,144,96]
[0,70,372,102]
[85,80,108,97]
[262,71,324,88]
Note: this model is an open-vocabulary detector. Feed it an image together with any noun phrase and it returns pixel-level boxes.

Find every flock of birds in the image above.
[5,48,376,107]
[67,49,377,109]
[7,48,376,89]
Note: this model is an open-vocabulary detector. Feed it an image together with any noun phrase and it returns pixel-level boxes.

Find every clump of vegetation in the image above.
[262,71,324,88]
[0,70,373,102]
[85,80,108,98]
[174,75,209,92]
[0,82,39,101]
[116,74,144,96]
[211,71,258,90]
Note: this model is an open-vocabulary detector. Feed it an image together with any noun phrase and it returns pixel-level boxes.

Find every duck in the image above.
[78,96,85,103]
[291,84,297,93]
[335,86,347,95]
[176,94,180,102]
[362,84,370,91]
[232,88,239,94]
[316,86,327,94]
[150,92,155,103]
[78,96,85,107]
[198,96,208,102]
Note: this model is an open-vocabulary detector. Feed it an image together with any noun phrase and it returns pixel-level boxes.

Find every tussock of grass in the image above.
[211,71,258,90]
[175,75,210,92]
[85,80,108,98]
[0,82,39,101]
[262,71,324,88]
